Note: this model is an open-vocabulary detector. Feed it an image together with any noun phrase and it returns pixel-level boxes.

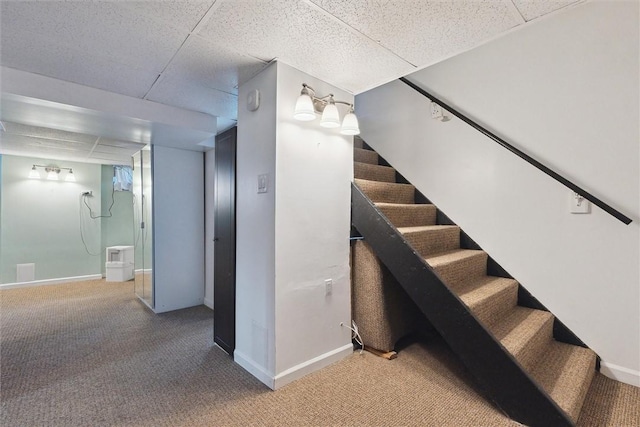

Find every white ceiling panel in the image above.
[120,1,216,32]
[0,140,91,161]
[0,133,93,154]
[92,143,144,156]
[161,35,268,93]
[97,138,147,151]
[197,0,415,93]
[0,30,160,98]
[146,76,239,119]
[511,0,580,21]
[0,1,188,74]
[309,0,520,68]
[1,122,98,145]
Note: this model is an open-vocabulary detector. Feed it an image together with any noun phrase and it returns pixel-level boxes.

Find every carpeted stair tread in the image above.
[491,307,554,371]
[354,161,396,183]
[426,249,488,293]
[355,179,415,204]
[398,225,461,257]
[375,203,437,227]
[530,341,596,423]
[354,136,364,149]
[354,147,379,165]
[458,277,519,328]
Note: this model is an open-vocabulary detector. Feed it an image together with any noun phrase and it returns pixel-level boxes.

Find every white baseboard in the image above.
[273,343,354,389]
[234,349,275,389]
[235,344,353,390]
[204,297,213,309]
[0,274,103,290]
[600,361,640,387]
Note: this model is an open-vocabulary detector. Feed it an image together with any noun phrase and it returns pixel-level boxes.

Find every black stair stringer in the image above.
[351,183,574,427]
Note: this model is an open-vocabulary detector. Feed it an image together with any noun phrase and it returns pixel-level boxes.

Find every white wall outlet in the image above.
[325,279,332,296]
[570,192,591,214]
[257,174,268,193]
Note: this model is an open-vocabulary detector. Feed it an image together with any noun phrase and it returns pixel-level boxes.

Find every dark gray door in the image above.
[214,127,236,355]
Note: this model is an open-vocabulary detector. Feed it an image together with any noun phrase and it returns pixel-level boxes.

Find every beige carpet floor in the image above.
[1,279,637,426]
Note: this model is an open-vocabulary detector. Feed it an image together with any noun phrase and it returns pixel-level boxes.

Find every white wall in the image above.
[204,149,215,309]
[235,62,353,389]
[0,155,103,285]
[273,64,353,383]
[235,62,278,383]
[152,146,205,313]
[356,0,639,386]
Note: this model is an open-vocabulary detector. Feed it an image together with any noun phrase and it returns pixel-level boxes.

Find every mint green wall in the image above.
[0,155,103,283]
[100,165,134,275]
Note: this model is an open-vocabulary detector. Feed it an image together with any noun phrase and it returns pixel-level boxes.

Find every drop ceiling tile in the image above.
[0,30,160,98]
[511,0,579,21]
[0,1,188,73]
[0,133,94,153]
[197,0,414,93]
[88,151,134,163]
[92,144,142,156]
[1,122,98,145]
[162,35,268,93]
[309,0,521,68]
[0,140,91,163]
[119,1,215,32]
[98,139,147,151]
[146,76,238,118]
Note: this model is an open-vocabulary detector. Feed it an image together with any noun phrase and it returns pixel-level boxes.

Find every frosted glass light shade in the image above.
[340,112,360,135]
[28,166,40,179]
[66,169,76,182]
[47,170,59,180]
[293,94,316,121]
[320,103,340,128]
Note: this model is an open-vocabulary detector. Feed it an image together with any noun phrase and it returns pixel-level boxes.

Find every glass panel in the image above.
[132,151,144,300]
[141,146,153,306]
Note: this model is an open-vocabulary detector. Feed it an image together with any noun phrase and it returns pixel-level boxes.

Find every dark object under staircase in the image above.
[351,138,597,427]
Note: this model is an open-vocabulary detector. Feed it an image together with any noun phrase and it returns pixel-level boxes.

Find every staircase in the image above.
[351,138,597,427]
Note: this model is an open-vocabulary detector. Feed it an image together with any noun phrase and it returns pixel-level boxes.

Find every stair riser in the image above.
[566,356,596,422]
[354,137,364,149]
[465,283,518,328]
[354,148,378,165]
[376,204,437,227]
[402,228,460,258]
[430,253,488,293]
[354,162,396,183]
[355,179,415,204]
[510,315,554,372]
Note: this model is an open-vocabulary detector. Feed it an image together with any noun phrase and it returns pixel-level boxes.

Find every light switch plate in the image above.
[258,174,268,193]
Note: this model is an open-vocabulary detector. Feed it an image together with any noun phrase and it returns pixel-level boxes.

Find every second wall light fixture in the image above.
[29,164,76,182]
[293,83,360,135]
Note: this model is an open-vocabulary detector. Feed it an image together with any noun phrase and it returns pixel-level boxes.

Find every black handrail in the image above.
[399,77,632,225]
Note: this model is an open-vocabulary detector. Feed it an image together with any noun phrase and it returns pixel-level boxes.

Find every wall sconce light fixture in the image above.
[29,164,76,182]
[293,83,360,135]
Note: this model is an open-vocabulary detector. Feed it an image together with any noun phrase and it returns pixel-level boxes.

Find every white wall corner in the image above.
[273,344,353,390]
[234,350,276,390]
[600,362,640,388]
[203,297,213,310]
